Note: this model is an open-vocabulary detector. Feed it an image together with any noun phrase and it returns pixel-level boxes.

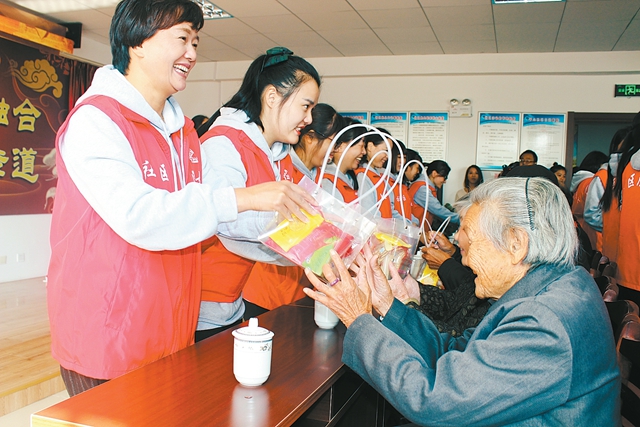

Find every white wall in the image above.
[174,50,640,204]
[2,50,639,282]
[0,215,51,282]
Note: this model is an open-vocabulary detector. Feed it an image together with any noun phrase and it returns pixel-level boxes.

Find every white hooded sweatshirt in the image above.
[58,65,237,251]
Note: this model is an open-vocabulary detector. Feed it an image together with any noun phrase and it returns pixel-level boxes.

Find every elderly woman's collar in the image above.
[486,263,575,313]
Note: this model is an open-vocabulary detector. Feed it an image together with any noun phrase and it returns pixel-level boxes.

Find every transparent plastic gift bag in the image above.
[416,217,451,287]
[259,176,376,278]
[370,218,420,279]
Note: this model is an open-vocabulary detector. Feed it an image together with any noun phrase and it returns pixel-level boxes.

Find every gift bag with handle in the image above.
[370,217,421,279]
[259,176,376,278]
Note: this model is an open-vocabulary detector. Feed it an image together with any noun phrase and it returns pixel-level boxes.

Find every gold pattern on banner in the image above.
[11,59,63,98]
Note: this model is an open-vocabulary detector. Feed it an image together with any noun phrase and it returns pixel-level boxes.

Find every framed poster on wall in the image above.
[408,112,448,162]
[340,111,369,124]
[370,112,408,142]
[520,113,566,168]
[476,112,520,170]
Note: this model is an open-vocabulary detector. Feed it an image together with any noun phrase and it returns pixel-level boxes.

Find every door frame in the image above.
[565,112,637,178]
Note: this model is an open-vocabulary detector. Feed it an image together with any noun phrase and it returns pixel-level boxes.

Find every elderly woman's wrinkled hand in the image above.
[360,245,395,318]
[303,250,372,328]
[387,261,420,304]
[343,243,396,317]
[422,246,451,270]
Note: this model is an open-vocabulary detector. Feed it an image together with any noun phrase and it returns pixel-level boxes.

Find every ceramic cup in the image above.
[314,294,339,329]
[232,318,274,387]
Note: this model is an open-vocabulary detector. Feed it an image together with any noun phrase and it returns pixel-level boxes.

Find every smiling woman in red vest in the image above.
[196,48,321,341]
[48,0,313,397]
[242,104,347,315]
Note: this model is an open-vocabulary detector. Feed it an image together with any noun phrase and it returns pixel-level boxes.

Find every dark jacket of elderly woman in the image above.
[310,177,620,426]
[408,253,489,337]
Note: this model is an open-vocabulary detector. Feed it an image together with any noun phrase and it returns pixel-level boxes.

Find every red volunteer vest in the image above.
[394,181,413,220]
[243,151,309,309]
[409,180,436,226]
[322,172,359,203]
[277,152,307,184]
[355,168,392,218]
[617,163,640,291]
[199,126,276,303]
[48,95,202,379]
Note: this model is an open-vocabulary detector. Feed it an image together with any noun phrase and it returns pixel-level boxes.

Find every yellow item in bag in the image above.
[268,210,325,252]
[418,263,440,286]
[374,231,412,252]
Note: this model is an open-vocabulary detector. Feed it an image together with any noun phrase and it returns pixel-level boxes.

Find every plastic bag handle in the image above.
[353,131,405,223]
[316,124,371,200]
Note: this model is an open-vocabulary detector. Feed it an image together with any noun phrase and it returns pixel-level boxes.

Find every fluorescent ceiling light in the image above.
[492,0,564,3]
[191,0,232,19]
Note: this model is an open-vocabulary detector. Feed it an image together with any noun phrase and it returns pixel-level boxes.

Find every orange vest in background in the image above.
[322,172,359,203]
[355,168,392,218]
[199,126,275,303]
[616,162,640,291]
[243,263,309,310]
[394,181,412,220]
[595,169,621,264]
[409,180,436,227]
[572,177,602,252]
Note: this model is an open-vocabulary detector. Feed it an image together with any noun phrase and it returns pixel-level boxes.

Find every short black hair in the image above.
[110,0,204,74]
[519,149,538,163]
[549,163,566,174]
[191,114,209,130]
[427,160,451,179]
[363,127,392,146]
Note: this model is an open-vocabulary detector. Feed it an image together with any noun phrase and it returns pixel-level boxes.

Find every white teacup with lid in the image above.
[314,293,339,329]
[232,318,274,387]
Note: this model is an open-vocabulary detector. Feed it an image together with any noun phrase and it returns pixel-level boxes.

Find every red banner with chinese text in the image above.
[0,36,70,215]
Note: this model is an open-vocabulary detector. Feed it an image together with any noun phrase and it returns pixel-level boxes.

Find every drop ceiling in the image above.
[7,0,640,62]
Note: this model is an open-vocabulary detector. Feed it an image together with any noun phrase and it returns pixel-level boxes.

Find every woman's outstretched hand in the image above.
[235,181,317,221]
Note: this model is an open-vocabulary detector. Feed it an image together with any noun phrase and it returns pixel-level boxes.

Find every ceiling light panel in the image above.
[191,0,233,19]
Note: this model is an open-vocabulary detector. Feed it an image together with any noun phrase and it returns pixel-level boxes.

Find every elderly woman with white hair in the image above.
[304,177,620,426]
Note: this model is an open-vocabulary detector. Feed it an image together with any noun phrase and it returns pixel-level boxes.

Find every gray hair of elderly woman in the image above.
[455,177,578,268]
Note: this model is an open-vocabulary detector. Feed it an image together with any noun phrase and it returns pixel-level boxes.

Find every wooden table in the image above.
[31,300,387,427]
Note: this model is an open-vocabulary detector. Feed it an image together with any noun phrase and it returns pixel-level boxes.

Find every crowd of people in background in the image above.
[46,0,631,425]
